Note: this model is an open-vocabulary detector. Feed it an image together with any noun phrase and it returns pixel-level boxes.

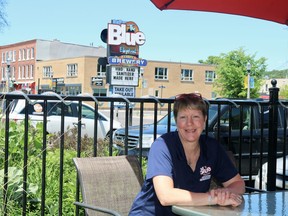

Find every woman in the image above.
[129,93,245,215]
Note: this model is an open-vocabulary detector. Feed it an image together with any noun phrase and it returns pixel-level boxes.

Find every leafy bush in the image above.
[0,119,115,215]
[0,166,38,214]
[0,121,43,214]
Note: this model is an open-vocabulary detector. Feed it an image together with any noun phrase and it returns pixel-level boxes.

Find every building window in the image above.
[181,69,193,81]
[155,67,168,80]
[18,66,21,79]
[22,49,26,60]
[67,64,78,77]
[97,64,106,77]
[21,66,25,79]
[31,48,34,59]
[30,65,34,79]
[43,66,53,78]
[1,52,4,63]
[18,50,22,61]
[8,51,12,61]
[65,84,81,95]
[93,88,107,96]
[5,51,8,62]
[13,50,16,62]
[27,49,30,60]
[205,70,216,82]
[155,90,159,97]
[11,67,15,80]
[25,65,29,79]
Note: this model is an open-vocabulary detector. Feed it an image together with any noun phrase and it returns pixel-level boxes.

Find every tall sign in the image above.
[101,19,147,99]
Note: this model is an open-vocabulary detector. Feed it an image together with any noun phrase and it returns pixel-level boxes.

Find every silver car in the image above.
[1,99,122,139]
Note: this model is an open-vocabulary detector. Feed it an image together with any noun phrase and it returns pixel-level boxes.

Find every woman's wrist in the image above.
[207,192,215,205]
[208,194,212,205]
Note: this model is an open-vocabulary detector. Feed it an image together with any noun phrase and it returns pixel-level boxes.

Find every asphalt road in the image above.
[100,109,168,127]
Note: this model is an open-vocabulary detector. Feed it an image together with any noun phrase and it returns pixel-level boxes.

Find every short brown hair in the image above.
[173,93,208,120]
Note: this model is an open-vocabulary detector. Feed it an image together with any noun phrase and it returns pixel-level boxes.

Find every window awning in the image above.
[14,81,35,85]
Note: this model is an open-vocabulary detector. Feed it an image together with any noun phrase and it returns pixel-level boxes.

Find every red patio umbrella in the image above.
[150,0,288,25]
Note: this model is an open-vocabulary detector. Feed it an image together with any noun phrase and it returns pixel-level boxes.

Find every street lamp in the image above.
[158,84,165,114]
[246,62,251,99]
[6,57,11,92]
[159,84,165,98]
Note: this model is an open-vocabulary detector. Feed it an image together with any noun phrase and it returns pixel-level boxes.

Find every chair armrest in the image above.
[74,201,121,216]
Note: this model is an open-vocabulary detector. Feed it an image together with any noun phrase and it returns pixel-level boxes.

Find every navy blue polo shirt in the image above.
[129,131,238,216]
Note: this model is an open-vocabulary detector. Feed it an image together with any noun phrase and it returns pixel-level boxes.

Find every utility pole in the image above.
[246,62,251,99]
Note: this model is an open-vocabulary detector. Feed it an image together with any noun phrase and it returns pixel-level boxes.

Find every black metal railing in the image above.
[0,80,287,215]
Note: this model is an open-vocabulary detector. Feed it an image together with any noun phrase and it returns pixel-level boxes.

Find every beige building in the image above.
[137,60,216,99]
[1,39,217,100]
[35,57,217,99]
[35,56,105,96]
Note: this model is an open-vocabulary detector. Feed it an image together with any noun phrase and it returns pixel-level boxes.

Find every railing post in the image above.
[129,107,133,126]
[267,79,279,191]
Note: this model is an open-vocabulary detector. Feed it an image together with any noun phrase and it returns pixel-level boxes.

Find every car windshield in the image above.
[80,105,106,121]
[157,104,218,126]
[207,105,218,124]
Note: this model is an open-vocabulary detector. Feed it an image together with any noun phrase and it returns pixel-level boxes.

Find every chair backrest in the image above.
[73,155,143,216]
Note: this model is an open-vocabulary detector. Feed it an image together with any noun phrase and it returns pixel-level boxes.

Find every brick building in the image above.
[0,39,106,94]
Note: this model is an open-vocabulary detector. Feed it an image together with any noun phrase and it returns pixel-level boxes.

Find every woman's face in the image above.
[176,108,207,144]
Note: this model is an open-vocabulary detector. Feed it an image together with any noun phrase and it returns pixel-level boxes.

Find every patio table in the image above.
[172,190,288,216]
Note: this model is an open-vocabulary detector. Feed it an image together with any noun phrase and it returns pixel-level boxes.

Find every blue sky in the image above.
[1,0,288,71]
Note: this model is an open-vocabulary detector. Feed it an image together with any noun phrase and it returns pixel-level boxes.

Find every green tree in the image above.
[279,84,288,99]
[200,48,267,98]
[198,56,221,65]
[264,69,288,79]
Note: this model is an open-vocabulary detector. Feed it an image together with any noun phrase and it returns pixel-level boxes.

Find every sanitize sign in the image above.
[110,66,139,86]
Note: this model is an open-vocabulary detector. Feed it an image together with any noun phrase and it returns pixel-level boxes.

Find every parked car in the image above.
[254,156,288,190]
[1,99,122,139]
[113,99,288,177]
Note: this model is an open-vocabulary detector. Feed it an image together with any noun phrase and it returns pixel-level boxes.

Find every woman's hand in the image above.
[210,188,243,207]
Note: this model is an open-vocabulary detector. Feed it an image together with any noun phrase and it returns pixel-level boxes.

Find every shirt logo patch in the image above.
[199,166,212,182]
